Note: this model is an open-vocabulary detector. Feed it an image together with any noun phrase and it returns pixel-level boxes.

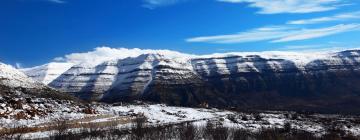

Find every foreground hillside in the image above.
[1,103,360,139]
[24,49,360,114]
[0,62,85,120]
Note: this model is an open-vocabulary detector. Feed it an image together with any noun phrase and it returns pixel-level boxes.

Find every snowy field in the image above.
[1,103,360,139]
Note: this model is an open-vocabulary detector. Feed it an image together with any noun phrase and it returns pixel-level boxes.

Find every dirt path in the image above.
[0,114,133,136]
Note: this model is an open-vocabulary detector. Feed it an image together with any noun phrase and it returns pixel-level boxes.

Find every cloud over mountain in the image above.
[54,47,191,66]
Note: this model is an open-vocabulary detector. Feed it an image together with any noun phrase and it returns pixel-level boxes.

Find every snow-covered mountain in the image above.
[47,52,195,101]
[21,62,74,85]
[0,62,44,89]
[0,61,77,99]
[22,49,360,113]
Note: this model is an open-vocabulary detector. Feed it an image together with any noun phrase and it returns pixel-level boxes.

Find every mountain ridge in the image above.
[21,49,360,113]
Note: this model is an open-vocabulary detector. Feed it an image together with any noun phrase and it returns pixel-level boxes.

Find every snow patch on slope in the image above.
[197,51,331,67]
[21,62,74,84]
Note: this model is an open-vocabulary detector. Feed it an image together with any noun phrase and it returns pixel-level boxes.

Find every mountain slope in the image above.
[25,49,360,113]
[0,61,77,100]
[0,62,43,89]
[0,62,87,120]
[21,62,74,85]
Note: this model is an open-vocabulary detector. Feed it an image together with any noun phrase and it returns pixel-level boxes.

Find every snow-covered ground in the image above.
[100,104,231,124]
[1,103,360,139]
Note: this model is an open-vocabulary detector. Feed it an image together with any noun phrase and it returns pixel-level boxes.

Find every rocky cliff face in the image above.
[25,50,360,113]
[141,50,360,112]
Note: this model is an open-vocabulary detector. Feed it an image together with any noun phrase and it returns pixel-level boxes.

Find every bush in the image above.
[131,114,148,140]
[204,121,214,139]
[211,124,229,140]
[256,129,284,140]
[241,115,249,121]
[283,122,292,133]
[179,122,198,140]
[254,113,262,121]
[52,118,70,139]
[291,113,299,120]
[233,129,250,140]
[227,114,238,123]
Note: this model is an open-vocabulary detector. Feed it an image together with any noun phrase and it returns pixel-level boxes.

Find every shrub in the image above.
[227,114,238,123]
[254,113,262,121]
[131,114,148,140]
[204,121,214,139]
[291,113,299,120]
[241,115,249,121]
[211,124,229,140]
[232,129,250,140]
[52,118,70,139]
[179,122,198,140]
[283,122,292,133]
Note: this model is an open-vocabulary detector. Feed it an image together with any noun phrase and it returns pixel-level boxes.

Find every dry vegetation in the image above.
[2,114,359,140]
[0,114,132,140]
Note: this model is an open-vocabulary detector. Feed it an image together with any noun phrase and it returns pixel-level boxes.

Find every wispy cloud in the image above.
[142,0,187,9]
[186,24,360,44]
[283,46,349,52]
[47,0,65,3]
[273,24,360,42]
[15,63,22,69]
[288,11,360,25]
[187,26,294,43]
[282,45,324,50]
[279,42,360,52]
[218,0,345,14]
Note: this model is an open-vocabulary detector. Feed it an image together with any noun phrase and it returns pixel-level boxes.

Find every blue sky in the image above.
[1,0,360,67]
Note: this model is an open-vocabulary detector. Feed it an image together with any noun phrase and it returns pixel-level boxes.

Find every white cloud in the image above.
[186,24,360,44]
[218,0,344,14]
[142,0,187,9]
[54,47,144,65]
[288,11,360,25]
[54,47,191,66]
